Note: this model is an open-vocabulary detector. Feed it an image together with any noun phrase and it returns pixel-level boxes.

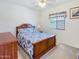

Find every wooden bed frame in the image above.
[16,24,56,59]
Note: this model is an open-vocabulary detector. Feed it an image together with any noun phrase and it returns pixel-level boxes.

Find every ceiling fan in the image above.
[37,0,55,8]
[38,0,47,7]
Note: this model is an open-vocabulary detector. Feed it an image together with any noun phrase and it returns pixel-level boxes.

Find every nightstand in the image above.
[39,31,43,33]
[0,32,17,59]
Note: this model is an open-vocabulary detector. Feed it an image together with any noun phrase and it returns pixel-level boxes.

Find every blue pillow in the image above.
[18,27,36,34]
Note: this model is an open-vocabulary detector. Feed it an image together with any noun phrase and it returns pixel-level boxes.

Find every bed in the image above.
[16,24,56,59]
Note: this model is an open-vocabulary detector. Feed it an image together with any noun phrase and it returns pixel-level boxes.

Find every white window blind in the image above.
[49,12,66,30]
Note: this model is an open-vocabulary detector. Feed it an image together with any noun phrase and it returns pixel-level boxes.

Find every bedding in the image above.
[18,28,54,43]
[18,32,33,58]
[17,28,54,58]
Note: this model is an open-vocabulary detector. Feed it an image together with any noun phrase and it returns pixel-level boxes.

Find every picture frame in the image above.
[70,6,79,19]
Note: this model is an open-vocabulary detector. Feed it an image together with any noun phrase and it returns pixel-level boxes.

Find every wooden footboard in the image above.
[32,36,56,59]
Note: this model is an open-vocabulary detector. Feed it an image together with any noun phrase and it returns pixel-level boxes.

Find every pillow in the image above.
[18,28,25,34]
[18,27,36,33]
[18,28,31,34]
[18,27,36,32]
[26,28,34,33]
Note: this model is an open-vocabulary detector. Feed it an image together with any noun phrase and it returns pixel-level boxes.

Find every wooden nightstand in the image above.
[0,32,17,59]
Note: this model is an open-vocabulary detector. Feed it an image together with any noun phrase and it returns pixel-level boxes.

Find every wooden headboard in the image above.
[16,24,33,37]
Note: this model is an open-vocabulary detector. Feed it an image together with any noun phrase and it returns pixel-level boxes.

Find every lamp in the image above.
[38,0,47,7]
[36,25,41,31]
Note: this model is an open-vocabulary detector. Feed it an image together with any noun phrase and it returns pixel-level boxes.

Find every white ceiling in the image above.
[2,0,72,10]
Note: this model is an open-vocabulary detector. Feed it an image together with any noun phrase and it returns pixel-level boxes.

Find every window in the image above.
[49,12,67,30]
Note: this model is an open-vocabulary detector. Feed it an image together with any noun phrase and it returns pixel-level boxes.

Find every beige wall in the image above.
[39,0,79,48]
[0,1,41,59]
[0,0,40,36]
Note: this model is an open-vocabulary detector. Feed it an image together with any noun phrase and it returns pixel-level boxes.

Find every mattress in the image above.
[40,44,79,59]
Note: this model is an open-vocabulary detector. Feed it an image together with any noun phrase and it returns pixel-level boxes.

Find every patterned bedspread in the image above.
[17,28,54,58]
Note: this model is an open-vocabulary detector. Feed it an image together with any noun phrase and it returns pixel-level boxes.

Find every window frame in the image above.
[49,11,67,30]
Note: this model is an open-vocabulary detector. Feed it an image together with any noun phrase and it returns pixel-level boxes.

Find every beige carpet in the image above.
[18,46,31,59]
[40,44,79,59]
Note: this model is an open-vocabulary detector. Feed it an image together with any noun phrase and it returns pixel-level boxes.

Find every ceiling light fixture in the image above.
[38,0,47,7]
